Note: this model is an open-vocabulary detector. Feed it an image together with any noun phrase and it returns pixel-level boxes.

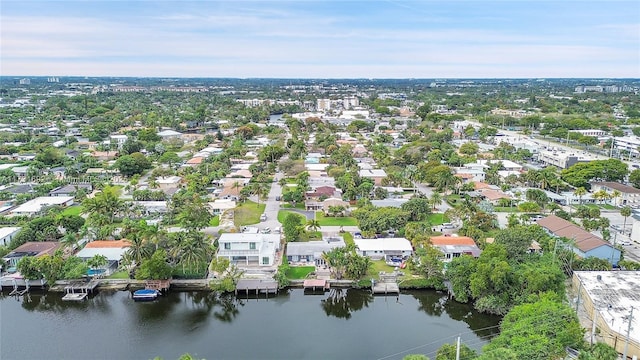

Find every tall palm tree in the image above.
[621,206,632,236]
[610,190,621,207]
[574,187,587,206]
[429,192,443,211]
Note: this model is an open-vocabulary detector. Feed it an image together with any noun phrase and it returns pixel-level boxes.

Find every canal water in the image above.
[0,289,500,360]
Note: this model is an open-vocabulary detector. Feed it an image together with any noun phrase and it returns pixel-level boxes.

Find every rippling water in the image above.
[0,289,500,360]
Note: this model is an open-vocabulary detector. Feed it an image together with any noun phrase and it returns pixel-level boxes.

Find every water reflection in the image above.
[320,288,374,319]
[2,290,113,314]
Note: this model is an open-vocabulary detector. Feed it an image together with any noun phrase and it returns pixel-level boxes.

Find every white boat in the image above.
[132,289,160,301]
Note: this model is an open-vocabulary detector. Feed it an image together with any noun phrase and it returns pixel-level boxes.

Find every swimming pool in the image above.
[86,269,106,276]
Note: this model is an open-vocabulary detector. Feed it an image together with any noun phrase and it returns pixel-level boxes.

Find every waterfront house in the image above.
[75,240,131,274]
[216,233,280,267]
[537,215,621,265]
[353,238,413,261]
[430,235,482,262]
[286,236,345,266]
[2,241,62,268]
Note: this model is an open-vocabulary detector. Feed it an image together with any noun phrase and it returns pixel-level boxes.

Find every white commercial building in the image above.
[573,271,640,358]
[537,149,597,169]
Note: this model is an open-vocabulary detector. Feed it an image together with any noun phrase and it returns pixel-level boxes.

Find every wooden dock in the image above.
[303,279,329,292]
[235,279,278,295]
[145,279,171,291]
[62,279,100,301]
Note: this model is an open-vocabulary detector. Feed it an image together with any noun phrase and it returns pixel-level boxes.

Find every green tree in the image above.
[282,212,304,242]
[621,205,632,234]
[435,342,477,360]
[459,141,479,155]
[401,197,432,221]
[483,295,584,360]
[114,152,152,177]
[87,254,108,270]
[577,343,618,360]
[158,151,181,168]
[629,169,640,188]
[135,249,173,280]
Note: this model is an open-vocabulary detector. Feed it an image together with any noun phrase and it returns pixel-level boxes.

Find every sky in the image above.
[1,0,639,78]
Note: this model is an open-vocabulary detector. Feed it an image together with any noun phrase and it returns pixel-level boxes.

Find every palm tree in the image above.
[178,233,207,274]
[574,187,587,206]
[610,190,621,207]
[621,206,632,236]
[306,219,320,232]
[429,192,443,211]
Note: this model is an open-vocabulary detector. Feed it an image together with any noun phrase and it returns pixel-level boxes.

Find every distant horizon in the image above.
[2,76,639,81]
[2,1,638,78]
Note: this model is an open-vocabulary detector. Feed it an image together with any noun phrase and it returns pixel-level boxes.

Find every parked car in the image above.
[260,214,267,221]
[261,227,271,234]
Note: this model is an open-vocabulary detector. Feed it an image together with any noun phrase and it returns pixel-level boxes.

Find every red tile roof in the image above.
[84,240,131,248]
[430,236,476,246]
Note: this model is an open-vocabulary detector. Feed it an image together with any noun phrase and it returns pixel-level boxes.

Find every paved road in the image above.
[254,171,284,231]
[414,182,452,212]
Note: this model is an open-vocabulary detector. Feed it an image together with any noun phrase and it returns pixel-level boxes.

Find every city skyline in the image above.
[1,0,639,78]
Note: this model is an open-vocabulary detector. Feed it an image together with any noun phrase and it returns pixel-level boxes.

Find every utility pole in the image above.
[591,305,598,345]
[623,306,634,360]
[456,336,461,360]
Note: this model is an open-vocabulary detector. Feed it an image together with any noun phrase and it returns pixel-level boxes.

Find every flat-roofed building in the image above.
[572,271,640,358]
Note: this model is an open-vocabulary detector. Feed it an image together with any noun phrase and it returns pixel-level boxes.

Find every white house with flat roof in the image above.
[9,196,74,216]
[353,238,413,261]
[217,233,280,267]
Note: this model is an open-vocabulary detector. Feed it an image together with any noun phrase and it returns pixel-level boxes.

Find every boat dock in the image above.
[303,279,330,292]
[144,279,171,291]
[62,279,100,301]
[371,272,400,295]
[235,279,279,295]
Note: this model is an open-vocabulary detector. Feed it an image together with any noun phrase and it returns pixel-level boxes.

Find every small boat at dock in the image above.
[132,289,160,301]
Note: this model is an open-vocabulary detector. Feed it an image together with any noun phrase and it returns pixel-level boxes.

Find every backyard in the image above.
[62,205,83,216]
[285,266,315,279]
[426,213,449,225]
[315,212,358,226]
[234,201,266,226]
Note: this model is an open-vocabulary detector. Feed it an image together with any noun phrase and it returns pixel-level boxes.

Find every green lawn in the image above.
[107,271,129,279]
[281,203,306,210]
[342,232,354,246]
[365,260,419,281]
[584,203,618,210]
[285,266,315,279]
[315,212,358,226]
[209,216,220,226]
[493,206,521,213]
[426,213,449,225]
[234,201,266,226]
[62,205,83,216]
[446,194,463,206]
[278,210,303,223]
